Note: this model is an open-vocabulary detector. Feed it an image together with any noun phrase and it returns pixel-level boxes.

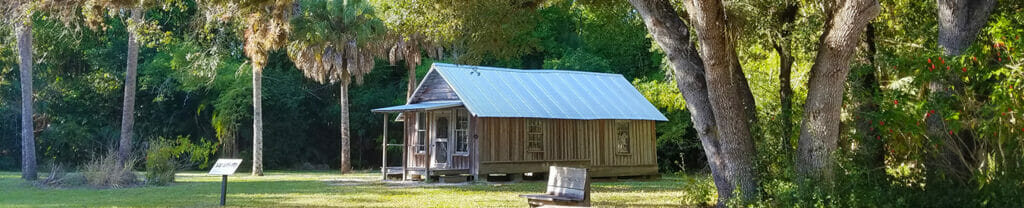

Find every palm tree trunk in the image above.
[340,78,351,174]
[17,21,37,181]
[252,66,264,176]
[118,8,142,167]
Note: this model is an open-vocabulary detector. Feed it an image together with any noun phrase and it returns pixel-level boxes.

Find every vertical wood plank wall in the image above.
[478,118,657,176]
[405,112,658,177]
[403,108,473,170]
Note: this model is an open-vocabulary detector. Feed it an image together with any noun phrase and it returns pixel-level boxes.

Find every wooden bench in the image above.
[518,166,591,207]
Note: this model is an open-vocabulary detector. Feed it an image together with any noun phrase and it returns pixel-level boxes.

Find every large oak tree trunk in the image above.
[252,67,264,176]
[797,0,880,182]
[17,21,37,181]
[340,77,352,174]
[936,0,996,56]
[925,0,994,183]
[629,0,757,205]
[118,8,142,167]
[684,0,759,202]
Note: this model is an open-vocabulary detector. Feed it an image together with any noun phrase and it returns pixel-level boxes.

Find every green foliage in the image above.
[634,79,702,173]
[145,135,218,185]
[145,140,177,185]
[542,49,610,72]
[0,25,18,171]
[290,0,384,48]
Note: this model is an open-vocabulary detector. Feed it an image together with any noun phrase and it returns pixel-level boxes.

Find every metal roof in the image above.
[371,101,463,113]
[416,63,667,121]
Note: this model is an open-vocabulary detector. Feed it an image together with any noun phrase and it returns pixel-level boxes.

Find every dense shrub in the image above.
[81,151,140,188]
[144,136,219,185]
[145,140,178,186]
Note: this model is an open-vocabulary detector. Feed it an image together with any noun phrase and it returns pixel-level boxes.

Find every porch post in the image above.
[402,112,408,181]
[424,110,432,182]
[382,113,388,181]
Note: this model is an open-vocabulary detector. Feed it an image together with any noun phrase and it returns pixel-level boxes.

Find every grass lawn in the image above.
[0,171,713,207]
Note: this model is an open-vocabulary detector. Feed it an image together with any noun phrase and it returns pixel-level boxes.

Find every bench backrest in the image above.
[545,166,589,200]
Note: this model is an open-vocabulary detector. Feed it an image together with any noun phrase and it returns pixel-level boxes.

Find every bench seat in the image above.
[518,194,583,202]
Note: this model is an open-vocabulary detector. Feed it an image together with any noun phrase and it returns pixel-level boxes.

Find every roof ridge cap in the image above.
[432,63,622,77]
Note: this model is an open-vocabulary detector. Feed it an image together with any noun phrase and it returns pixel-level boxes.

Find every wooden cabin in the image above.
[372,63,668,182]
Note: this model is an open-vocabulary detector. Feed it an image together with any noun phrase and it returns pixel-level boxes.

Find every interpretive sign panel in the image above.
[208,159,243,175]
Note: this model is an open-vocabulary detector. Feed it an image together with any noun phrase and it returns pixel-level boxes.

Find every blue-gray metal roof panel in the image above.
[430,63,667,121]
[371,101,463,113]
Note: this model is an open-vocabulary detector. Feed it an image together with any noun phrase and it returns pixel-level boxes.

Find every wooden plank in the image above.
[651,120,657,165]
[479,160,590,175]
[545,166,588,200]
[402,113,410,180]
[425,111,431,179]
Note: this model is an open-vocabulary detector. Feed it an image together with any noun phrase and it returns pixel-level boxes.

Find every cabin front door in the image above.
[431,110,452,168]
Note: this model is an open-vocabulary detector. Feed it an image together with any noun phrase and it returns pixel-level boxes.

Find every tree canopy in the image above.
[2,0,1023,206]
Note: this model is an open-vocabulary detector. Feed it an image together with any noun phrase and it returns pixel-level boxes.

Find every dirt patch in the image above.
[322,177,478,188]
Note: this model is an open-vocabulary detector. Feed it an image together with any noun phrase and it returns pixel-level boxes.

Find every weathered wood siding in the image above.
[411,71,459,103]
[404,113,428,169]
[403,107,473,171]
[477,118,657,177]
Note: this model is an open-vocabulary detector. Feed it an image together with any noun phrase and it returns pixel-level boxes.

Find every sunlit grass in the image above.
[0,171,712,207]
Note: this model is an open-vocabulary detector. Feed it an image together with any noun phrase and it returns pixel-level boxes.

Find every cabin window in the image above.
[455,109,469,155]
[416,112,427,153]
[526,119,544,152]
[616,120,631,155]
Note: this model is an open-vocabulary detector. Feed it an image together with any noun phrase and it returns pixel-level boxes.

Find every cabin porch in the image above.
[372,101,479,183]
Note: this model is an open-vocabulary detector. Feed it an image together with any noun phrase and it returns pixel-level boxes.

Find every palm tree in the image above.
[4,0,89,181]
[287,0,388,173]
[242,1,293,176]
[76,0,161,169]
[201,0,294,176]
[116,7,143,167]
[13,9,37,181]
[3,0,41,181]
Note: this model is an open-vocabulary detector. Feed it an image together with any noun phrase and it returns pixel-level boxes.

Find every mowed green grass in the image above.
[0,171,711,207]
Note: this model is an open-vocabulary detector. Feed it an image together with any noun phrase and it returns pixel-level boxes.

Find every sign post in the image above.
[208,159,242,206]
